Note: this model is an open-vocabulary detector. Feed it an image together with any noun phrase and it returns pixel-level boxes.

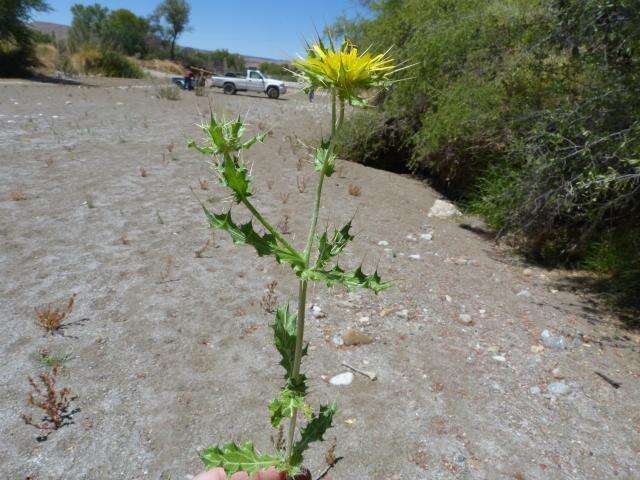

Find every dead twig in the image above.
[341,362,377,381]
[595,371,621,389]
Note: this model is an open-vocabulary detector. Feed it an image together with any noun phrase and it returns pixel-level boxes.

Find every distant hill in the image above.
[29,21,289,66]
[31,21,70,40]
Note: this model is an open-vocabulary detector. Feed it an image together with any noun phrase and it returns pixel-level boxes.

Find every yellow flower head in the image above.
[293,39,398,104]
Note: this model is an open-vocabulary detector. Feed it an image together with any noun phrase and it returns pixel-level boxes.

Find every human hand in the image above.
[194,467,286,480]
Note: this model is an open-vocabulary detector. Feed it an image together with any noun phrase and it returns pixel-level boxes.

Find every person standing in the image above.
[185,68,194,90]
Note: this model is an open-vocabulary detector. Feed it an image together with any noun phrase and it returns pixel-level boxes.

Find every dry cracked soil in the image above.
[1,77,639,480]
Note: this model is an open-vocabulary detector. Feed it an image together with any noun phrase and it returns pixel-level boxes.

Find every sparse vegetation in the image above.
[347,184,361,197]
[21,367,77,439]
[156,85,181,100]
[34,294,76,334]
[260,280,278,314]
[34,348,72,369]
[198,178,209,190]
[9,186,27,201]
[139,167,148,177]
[296,175,306,193]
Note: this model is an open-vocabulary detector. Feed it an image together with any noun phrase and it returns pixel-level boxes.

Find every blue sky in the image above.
[36,0,365,60]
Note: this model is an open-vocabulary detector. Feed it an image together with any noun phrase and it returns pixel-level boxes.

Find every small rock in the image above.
[342,329,373,346]
[397,309,409,319]
[406,234,417,241]
[523,268,533,276]
[378,240,389,246]
[332,334,344,346]
[329,372,354,386]
[428,199,462,218]
[310,304,325,319]
[530,345,544,354]
[541,329,567,349]
[444,295,452,303]
[459,313,473,324]
[530,386,541,395]
[551,367,564,379]
[547,381,570,396]
[420,233,433,241]
[516,289,531,298]
[492,355,507,362]
[357,316,370,325]
[409,254,421,260]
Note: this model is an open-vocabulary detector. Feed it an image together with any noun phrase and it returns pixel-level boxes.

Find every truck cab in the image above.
[210,69,287,99]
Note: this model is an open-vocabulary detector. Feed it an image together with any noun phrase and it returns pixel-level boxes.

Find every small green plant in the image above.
[34,348,72,369]
[189,38,402,477]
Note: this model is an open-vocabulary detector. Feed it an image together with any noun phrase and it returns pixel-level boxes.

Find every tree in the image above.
[0,0,50,76]
[67,3,108,51]
[103,9,149,56]
[153,0,190,60]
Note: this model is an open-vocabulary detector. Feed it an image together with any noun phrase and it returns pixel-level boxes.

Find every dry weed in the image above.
[260,280,278,314]
[279,192,290,204]
[277,215,291,234]
[297,175,307,193]
[199,179,209,190]
[348,184,362,197]
[139,167,148,177]
[9,186,27,201]
[35,294,76,334]
[195,238,212,258]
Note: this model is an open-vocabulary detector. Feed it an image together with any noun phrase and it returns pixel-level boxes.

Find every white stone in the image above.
[420,233,433,241]
[459,313,473,324]
[329,372,354,386]
[428,199,462,218]
[492,355,507,362]
[406,234,417,241]
[409,254,421,260]
[378,240,389,246]
[310,304,325,318]
[397,309,409,319]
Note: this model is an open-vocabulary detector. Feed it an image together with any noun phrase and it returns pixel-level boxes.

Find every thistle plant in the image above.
[189,39,402,477]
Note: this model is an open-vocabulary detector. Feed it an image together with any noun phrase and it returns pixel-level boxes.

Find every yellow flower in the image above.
[293,39,399,104]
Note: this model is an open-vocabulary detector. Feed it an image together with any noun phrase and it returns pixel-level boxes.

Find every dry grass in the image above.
[297,175,307,193]
[260,280,278,314]
[138,58,184,75]
[21,367,76,439]
[348,184,362,197]
[199,179,209,190]
[277,215,291,234]
[296,157,304,171]
[156,86,181,101]
[195,238,212,258]
[8,186,27,201]
[139,167,148,177]
[279,192,290,204]
[35,294,76,334]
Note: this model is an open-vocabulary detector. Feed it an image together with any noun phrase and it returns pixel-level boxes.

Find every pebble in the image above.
[444,295,452,303]
[547,381,570,396]
[332,334,344,346]
[516,289,531,298]
[530,386,541,395]
[551,367,564,379]
[378,240,389,246]
[357,316,370,325]
[329,372,354,386]
[397,309,409,319]
[492,355,507,362]
[541,329,567,349]
[406,234,417,241]
[409,254,421,260]
[342,329,373,346]
[459,313,473,324]
[310,304,325,319]
[420,233,433,241]
[523,268,533,276]
[531,345,544,353]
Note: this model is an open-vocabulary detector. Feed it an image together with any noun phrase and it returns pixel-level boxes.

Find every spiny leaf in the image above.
[203,206,274,257]
[303,264,391,294]
[200,442,282,476]
[314,142,336,177]
[189,113,265,156]
[290,402,337,467]
[272,305,308,381]
[220,155,252,202]
[269,388,312,428]
[201,205,305,271]
[316,221,354,267]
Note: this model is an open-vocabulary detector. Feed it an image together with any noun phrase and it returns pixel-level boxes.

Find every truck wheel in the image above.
[223,83,236,95]
[266,86,280,99]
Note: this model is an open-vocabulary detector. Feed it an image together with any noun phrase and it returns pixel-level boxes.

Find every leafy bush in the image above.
[73,47,143,78]
[332,0,640,304]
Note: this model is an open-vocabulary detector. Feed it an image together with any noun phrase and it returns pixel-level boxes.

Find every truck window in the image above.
[249,71,263,80]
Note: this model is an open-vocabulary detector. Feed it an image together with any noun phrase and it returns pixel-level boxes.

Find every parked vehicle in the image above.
[171,77,187,90]
[210,69,287,99]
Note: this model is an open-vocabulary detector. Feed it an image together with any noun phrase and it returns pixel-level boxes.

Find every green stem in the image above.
[241,197,301,259]
[285,92,344,465]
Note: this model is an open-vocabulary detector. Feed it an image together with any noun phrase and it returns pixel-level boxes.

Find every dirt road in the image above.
[1,77,639,479]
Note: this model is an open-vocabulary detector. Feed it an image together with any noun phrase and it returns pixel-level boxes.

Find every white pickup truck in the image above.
[210,69,287,99]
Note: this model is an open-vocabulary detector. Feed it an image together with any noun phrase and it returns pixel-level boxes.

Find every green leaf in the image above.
[189,113,265,157]
[220,155,252,202]
[200,442,282,476]
[272,305,308,383]
[314,142,336,177]
[290,402,337,467]
[303,264,391,294]
[203,206,274,257]
[316,221,354,267]
[201,205,305,271]
[269,388,311,427]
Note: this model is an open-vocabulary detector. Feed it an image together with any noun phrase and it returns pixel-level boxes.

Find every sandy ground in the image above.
[1,77,639,480]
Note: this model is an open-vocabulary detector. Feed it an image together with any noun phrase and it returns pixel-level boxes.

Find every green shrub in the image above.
[93,50,143,78]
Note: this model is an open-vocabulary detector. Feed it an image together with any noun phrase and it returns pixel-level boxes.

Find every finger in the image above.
[253,467,286,480]
[230,472,250,480]
[194,468,227,480]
